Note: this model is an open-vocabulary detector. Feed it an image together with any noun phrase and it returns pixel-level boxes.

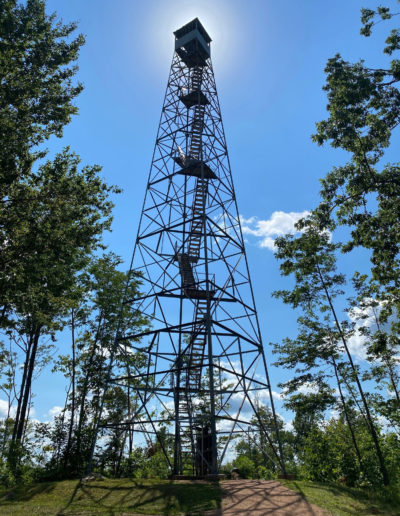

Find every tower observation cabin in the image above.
[174,18,211,68]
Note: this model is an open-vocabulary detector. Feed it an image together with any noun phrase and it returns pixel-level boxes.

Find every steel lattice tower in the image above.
[93,18,285,478]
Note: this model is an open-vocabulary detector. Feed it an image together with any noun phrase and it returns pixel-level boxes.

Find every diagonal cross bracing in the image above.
[91,18,286,479]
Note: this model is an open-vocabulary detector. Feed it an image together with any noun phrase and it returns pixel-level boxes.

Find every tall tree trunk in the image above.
[22,391,33,445]
[317,264,389,486]
[2,339,16,453]
[14,329,40,442]
[64,309,76,469]
[11,332,33,443]
[337,363,368,423]
[76,312,103,468]
[384,357,400,404]
[331,354,363,468]
[54,380,71,467]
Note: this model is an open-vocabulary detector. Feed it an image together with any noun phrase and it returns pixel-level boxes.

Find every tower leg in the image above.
[89,18,287,480]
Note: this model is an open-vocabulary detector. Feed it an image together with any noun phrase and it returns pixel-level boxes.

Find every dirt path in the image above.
[216,480,328,515]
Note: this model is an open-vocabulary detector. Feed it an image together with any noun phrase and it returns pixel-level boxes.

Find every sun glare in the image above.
[144,0,240,76]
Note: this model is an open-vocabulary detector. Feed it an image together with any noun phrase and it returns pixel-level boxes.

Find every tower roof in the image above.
[173,18,212,44]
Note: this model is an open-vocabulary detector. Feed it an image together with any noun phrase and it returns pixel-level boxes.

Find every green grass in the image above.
[2,477,399,516]
[279,479,400,516]
[0,478,221,515]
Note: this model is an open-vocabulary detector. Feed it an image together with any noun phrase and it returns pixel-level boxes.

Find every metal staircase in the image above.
[174,65,216,180]
[188,68,204,160]
[177,297,208,473]
[186,298,208,392]
[177,253,196,291]
[188,178,207,260]
[175,64,215,475]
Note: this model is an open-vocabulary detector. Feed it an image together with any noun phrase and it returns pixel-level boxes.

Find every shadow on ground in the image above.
[220,480,327,515]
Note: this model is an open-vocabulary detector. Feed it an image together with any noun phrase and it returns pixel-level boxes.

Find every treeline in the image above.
[224,407,398,489]
[267,4,400,488]
[0,0,147,484]
[227,4,400,489]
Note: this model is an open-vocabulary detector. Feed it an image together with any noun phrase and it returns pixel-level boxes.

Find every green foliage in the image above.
[124,448,170,479]
[301,426,336,482]
[232,411,400,488]
[45,254,148,478]
[311,3,400,294]
[3,149,119,329]
[232,455,255,479]
[0,0,123,481]
[0,0,84,189]
[298,417,385,487]
[231,406,295,478]
[270,3,400,487]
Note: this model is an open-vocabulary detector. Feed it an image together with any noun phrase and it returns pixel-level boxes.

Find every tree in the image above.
[233,404,295,478]
[350,273,400,431]
[0,337,17,453]
[6,150,118,474]
[0,0,85,327]
[285,3,400,486]
[270,6,400,487]
[311,3,400,349]
[273,222,389,485]
[0,0,84,191]
[0,0,141,483]
[49,253,148,477]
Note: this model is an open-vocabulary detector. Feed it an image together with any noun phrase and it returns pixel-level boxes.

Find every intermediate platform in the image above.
[173,156,217,179]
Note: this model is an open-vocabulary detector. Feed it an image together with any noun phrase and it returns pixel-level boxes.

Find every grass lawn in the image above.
[279,479,400,516]
[1,477,399,515]
[0,478,221,515]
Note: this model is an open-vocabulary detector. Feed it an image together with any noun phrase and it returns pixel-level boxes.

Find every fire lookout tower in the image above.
[92,18,286,478]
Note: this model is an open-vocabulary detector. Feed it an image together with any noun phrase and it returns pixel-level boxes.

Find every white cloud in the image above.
[48,405,63,418]
[271,390,284,401]
[283,420,294,432]
[345,299,393,361]
[0,399,15,418]
[241,210,309,250]
[297,382,318,395]
[346,332,368,361]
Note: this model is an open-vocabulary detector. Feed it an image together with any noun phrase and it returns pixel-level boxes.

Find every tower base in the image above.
[169,474,226,481]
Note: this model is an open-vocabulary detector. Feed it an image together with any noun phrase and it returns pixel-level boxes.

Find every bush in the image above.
[256,465,275,479]
[233,455,255,479]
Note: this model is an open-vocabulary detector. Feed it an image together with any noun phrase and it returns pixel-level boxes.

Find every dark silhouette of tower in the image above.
[92,18,285,478]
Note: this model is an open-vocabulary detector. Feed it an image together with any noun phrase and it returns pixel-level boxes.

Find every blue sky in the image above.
[12,0,398,424]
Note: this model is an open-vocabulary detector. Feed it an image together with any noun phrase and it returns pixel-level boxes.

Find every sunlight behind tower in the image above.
[91,18,286,479]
